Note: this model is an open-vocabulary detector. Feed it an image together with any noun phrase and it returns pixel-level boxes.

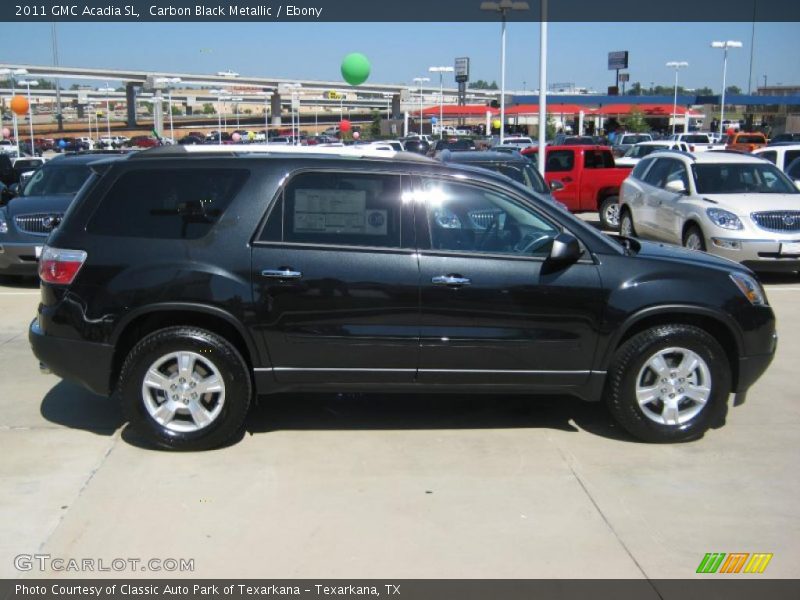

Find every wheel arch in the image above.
[599,305,744,390]
[110,304,262,392]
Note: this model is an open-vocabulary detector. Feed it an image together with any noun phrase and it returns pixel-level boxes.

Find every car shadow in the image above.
[0,275,39,289]
[40,380,123,435]
[758,272,799,285]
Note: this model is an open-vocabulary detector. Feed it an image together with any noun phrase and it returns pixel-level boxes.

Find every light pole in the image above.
[18,79,39,156]
[1,68,28,155]
[210,89,230,145]
[480,0,530,144]
[537,0,548,176]
[666,61,688,135]
[413,77,429,135]
[429,66,454,139]
[97,83,114,142]
[155,77,181,142]
[279,83,302,143]
[711,40,742,137]
[382,93,393,120]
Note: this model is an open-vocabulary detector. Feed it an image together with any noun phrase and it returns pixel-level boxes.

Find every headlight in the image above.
[0,210,8,235]
[707,208,743,230]
[730,272,768,306]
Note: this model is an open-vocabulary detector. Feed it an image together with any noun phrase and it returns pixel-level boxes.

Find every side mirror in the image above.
[549,180,565,192]
[548,232,582,264]
[8,183,20,197]
[665,179,687,195]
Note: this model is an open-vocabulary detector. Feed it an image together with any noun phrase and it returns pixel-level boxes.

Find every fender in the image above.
[596,303,744,370]
[111,302,265,367]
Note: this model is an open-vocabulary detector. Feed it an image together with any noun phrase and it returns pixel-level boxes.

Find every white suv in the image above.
[619,150,800,272]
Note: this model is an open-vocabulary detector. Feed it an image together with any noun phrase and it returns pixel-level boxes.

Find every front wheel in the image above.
[619,208,637,237]
[599,195,621,231]
[118,327,252,450]
[683,224,707,252]
[604,325,730,443]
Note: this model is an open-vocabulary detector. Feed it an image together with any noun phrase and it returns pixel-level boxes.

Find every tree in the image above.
[695,86,713,95]
[725,85,742,95]
[471,80,499,91]
[202,103,216,115]
[370,110,382,138]
[140,101,153,116]
[622,107,649,133]
[170,105,183,116]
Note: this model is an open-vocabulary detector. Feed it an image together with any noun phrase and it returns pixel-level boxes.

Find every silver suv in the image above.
[619,150,800,272]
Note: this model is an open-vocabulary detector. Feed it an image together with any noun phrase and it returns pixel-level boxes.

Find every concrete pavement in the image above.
[1,262,798,580]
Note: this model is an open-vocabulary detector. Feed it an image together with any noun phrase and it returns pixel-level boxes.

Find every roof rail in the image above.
[129,143,435,162]
[648,148,697,160]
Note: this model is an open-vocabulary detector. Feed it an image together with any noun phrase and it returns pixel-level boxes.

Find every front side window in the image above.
[642,159,673,188]
[88,168,247,239]
[545,150,574,172]
[264,171,403,248]
[631,157,654,180]
[419,178,559,257]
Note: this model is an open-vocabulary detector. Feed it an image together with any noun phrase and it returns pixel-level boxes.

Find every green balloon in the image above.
[341,53,371,86]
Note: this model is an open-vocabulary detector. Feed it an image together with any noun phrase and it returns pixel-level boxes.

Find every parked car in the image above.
[400,138,430,155]
[751,143,800,173]
[615,141,691,168]
[127,136,161,148]
[0,152,16,186]
[179,135,205,145]
[786,157,800,182]
[562,136,600,146]
[725,132,767,153]
[501,136,534,148]
[619,150,800,272]
[667,133,725,153]
[12,157,47,183]
[520,145,632,230]
[28,145,776,449]
[429,138,477,158]
[768,133,800,145]
[438,150,564,207]
[611,133,653,156]
[0,153,111,277]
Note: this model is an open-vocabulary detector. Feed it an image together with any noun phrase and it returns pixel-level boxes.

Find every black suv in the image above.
[30,146,777,450]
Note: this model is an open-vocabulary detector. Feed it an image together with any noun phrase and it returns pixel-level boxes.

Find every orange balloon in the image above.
[10,95,29,116]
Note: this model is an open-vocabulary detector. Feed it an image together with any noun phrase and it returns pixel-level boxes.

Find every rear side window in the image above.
[261,171,403,248]
[88,168,247,239]
[784,150,800,166]
[584,150,615,169]
[758,151,777,164]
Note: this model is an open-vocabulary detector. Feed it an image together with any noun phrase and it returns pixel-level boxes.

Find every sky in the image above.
[2,21,799,93]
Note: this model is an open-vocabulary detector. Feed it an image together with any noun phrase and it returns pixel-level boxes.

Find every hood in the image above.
[701,193,800,213]
[5,194,74,217]
[630,238,745,272]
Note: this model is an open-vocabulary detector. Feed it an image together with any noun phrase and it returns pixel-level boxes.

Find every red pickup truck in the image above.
[520,145,632,230]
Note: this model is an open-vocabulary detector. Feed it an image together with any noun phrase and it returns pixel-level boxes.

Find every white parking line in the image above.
[0,292,40,296]
[766,287,800,291]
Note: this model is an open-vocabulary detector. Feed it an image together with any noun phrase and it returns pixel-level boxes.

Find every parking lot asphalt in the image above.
[1,219,799,580]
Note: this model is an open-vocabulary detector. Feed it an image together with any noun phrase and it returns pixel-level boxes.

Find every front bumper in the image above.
[29,317,114,397]
[709,237,800,272]
[0,241,44,275]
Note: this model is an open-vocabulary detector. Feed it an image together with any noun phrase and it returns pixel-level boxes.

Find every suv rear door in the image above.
[252,169,420,384]
[412,174,603,387]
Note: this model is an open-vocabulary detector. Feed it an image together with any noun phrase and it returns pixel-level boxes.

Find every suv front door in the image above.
[412,176,603,387]
[252,170,419,384]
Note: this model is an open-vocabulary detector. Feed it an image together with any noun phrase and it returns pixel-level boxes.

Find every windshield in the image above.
[625,145,660,158]
[682,135,710,143]
[621,135,651,144]
[734,135,765,144]
[22,164,92,197]
[693,163,798,194]
[475,161,548,194]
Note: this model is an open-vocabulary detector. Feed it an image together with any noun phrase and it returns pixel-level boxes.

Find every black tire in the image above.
[599,195,621,231]
[118,326,252,451]
[619,207,637,237]
[604,324,730,443]
[682,224,707,252]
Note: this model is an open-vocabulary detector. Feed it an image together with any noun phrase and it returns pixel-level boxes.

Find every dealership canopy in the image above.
[421,104,498,117]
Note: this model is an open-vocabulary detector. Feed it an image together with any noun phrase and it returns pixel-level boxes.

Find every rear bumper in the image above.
[29,317,114,396]
[0,241,43,275]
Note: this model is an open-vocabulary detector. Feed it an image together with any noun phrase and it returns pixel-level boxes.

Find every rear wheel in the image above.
[619,208,637,237]
[605,324,730,443]
[599,195,621,231]
[119,326,252,451]
[683,224,707,252]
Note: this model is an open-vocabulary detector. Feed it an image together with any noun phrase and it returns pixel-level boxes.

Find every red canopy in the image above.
[505,103,593,115]
[420,104,497,117]
[593,103,703,116]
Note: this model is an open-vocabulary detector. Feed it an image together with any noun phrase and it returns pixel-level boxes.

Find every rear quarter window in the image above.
[87,168,248,239]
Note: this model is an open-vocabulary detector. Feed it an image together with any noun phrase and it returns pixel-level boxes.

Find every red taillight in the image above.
[689,145,695,152]
[38,246,87,285]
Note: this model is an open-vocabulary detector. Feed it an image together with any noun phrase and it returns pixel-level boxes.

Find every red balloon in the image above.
[339,119,352,133]
[10,95,29,116]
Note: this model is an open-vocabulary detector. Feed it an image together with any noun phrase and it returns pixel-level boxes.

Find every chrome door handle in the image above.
[262,269,302,280]
[432,275,471,287]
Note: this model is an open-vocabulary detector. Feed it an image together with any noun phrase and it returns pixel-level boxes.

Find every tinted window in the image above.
[545,150,574,172]
[584,150,615,169]
[642,159,673,187]
[682,135,710,143]
[735,135,766,144]
[88,168,247,239]
[269,172,403,248]
[23,164,91,196]
[473,161,548,194]
[787,158,800,180]
[419,178,559,257]
[631,157,654,180]
[693,163,798,194]
[784,150,800,166]
[758,151,777,164]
